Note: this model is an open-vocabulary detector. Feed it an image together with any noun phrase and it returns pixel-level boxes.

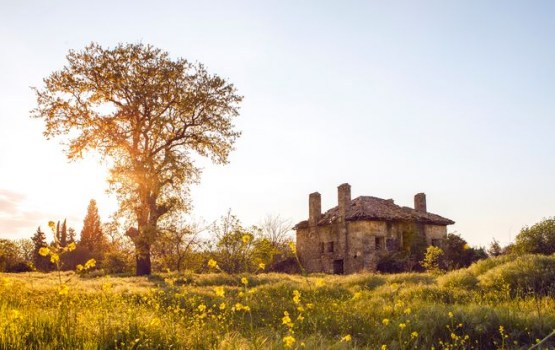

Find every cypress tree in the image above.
[60,219,67,247]
[79,199,107,254]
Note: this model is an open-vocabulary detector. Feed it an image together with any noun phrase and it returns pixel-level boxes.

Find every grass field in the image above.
[1,254,555,349]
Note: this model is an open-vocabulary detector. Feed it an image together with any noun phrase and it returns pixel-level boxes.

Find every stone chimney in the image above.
[309,192,321,226]
[338,183,351,220]
[414,193,427,212]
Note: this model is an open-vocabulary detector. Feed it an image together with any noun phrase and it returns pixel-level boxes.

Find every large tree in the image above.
[33,43,242,275]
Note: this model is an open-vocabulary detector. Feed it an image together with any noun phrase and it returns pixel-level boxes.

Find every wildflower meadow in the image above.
[1,253,555,349]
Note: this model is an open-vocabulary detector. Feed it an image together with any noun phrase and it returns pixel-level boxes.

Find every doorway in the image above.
[333,259,344,274]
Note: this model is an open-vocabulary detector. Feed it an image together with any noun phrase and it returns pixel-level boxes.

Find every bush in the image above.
[376,251,410,273]
[438,268,479,290]
[467,254,515,276]
[479,254,555,297]
[103,251,133,274]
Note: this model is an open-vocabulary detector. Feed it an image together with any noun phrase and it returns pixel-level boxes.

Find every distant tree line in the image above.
[0,199,296,274]
[2,199,553,275]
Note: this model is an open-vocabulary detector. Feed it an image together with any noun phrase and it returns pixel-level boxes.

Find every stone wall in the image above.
[296,219,448,274]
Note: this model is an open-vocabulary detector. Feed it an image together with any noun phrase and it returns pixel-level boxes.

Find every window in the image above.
[321,241,334,253]
[386,238,397,251]
[431,239,442,247]
[375,236,384,250]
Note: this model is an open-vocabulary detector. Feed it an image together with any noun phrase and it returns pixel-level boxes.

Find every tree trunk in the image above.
[135,241,151,276]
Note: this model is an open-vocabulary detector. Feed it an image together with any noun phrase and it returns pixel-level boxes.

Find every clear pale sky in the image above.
[1,1,554,247]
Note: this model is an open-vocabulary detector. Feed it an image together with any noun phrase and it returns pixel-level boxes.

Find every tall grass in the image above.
[1,255,554,349]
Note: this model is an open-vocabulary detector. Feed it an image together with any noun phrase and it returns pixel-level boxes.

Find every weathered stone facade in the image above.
[294,183,454,274]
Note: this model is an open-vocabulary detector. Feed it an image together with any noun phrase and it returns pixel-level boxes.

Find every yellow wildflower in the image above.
[282,311,292,326]
[341,334,352,342]
[197,304,207,312]
[241,277,248,285]
[288,241,296,253]
[292,290,301,304]
[214,286,225,297]
[399,323,406,330]
[58,284,69,296]
[219,302,226,310]
[283,335,296,348]
[382,318,390,326]
[50,253,60,264]
[76,264,84,272]
[315,278,325,287]
[67,242,76,251]
[448,311,454,318]
[48,221,56,229]
[149,317,161,327]
[84,258,96,269]
[9,309,21,320]
[38,247,49,256]
[411,331,418,338]
[208,259,218,268]
[242,234,251,244]
[258,262,265,270]
[403,307,411,315]
[381,345,388,350]
[352,292,362,300]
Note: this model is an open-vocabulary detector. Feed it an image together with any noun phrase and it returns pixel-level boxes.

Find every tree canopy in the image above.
[32,43,242,275]
[514,217,555,255]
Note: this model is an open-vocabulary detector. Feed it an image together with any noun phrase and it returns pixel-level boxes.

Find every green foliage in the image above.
[103,251,133,274]
[478,254,555,298]
[377,251,411,273]
[438,268,479,290]
[33,42,242,276]
[0,240,25,273]
[79,199,108,258]
[421,246,445,274]
[488,238,504,257]
[31,226,51,271]
[210,211,288,274]
[467,254,516,276]
[443,232,487,270]
[1,254,555,349]
[514,217,555,255]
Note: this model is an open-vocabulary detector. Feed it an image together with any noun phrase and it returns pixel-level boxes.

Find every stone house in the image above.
[294,183,454,274]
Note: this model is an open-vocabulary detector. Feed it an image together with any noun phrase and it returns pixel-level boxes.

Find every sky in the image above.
[0,1,554,246]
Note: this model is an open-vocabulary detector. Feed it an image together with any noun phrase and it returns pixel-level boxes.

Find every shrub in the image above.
[103,251,133,274]
[479,254,555,297]
[438,268,479,290]
[467,254,515,276]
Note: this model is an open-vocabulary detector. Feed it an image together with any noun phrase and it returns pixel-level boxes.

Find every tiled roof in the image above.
[295,196,454,229]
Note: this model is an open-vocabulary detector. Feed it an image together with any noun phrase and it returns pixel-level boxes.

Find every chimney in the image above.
[338,183,351,220]
[309,192,321,226]
[414,192,427,212]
